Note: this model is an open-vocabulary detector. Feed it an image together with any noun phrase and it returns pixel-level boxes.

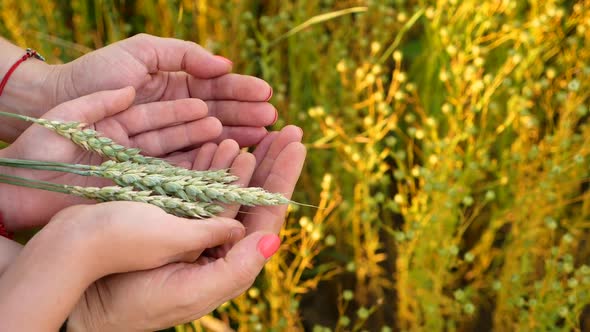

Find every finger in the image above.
[219,152,256,219]
[183,126,269,151]
[252,131,279,167]
[89,202,246,273]
[192,143,218,170]
[250,125,303,187]
[214,126,268,148]
[129,117,222,156]
[165,217,246,264]
[118,34,232,77]
[188,74,273,101]
[105,99,208,136]
[171,232,280,318]
[42,87,136,124]
[201,151,256,258]
[203,139,239,219]
[172,216,245,251]
[210,139,240,170]
[242,142,306,234]
[206,100,277,127]
[204,142,255,258]
[165,149,199,169]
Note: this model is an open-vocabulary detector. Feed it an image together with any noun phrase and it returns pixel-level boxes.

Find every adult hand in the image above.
[47,34,276,146]
[0,87,225,229]
[67,132,306,331]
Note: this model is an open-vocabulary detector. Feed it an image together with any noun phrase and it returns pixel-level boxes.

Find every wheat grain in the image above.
[0,158,288,206]
[34,118,164,164]
[0,112,238,183]
[68,185,224,218]
[96,160,238,184]
[90,161,289,205]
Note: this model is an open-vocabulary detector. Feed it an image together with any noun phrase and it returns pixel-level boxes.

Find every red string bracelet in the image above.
[0,211,12,239]
[0,48,46,97]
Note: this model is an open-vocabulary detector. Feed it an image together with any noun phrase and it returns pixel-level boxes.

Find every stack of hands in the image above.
[0,34,306,331]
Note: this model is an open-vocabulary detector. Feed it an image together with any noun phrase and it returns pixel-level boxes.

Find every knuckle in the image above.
[194,98,207,110]
[133,33,151,41]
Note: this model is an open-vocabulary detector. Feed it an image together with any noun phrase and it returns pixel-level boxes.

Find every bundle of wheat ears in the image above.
[0,111,293,218]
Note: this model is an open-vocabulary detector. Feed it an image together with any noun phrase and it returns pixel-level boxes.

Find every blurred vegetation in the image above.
[2,0,590,331]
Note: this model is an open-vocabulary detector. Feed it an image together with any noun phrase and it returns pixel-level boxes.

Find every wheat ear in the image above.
[0,173,223,218]
[0,158,290,206]
[0,111,237,183]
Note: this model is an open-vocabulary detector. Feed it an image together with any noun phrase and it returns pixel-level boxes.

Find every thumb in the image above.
[213,232,280,296]
[144,232,280,323]
[120,34,233,78]
[42,86,136,125]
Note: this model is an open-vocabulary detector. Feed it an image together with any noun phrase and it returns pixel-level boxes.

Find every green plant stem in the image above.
[0,158,91,176]
[269,7,368,47]
[0,173,73,194]
[377,8,424,65]
[0,110,39,123]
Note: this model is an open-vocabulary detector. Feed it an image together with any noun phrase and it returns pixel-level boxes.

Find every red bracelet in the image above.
[0,211,12,239]
[0,48,46,97]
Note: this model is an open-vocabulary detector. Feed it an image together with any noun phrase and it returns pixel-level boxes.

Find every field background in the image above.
[2,0,590,331]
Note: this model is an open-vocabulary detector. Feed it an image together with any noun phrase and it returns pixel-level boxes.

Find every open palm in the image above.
[70,126,306,331]
[49,34,276,147]
[0,87,227,229]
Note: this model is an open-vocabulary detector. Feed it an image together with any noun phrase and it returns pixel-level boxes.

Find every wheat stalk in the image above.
[0,113,298,214]
[0,111,238,184]
[0,173,223,218]
[94,161,289,205]
[0,111,162,164]
[0,158,290,206]
[68,186,223,218]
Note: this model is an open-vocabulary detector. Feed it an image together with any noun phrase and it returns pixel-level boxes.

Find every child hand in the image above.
[0,200,245,332]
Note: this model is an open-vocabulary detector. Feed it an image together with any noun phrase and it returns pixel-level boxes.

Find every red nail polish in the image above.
[266,87,273,102]
[214,55,233,66]
[257,234,280,259]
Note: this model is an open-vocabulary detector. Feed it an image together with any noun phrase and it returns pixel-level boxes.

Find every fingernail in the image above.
[297,126,303,137]
[215,55,233,66]
[257,234,280,259]
[272,110,278,125]
[265,87,273,102]
[229,227,245,241]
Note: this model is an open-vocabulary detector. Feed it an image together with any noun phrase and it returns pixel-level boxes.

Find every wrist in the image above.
[0,217,97,331]
[48,204,130,279]
[36,211,100,282]
[0,47,59,141]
